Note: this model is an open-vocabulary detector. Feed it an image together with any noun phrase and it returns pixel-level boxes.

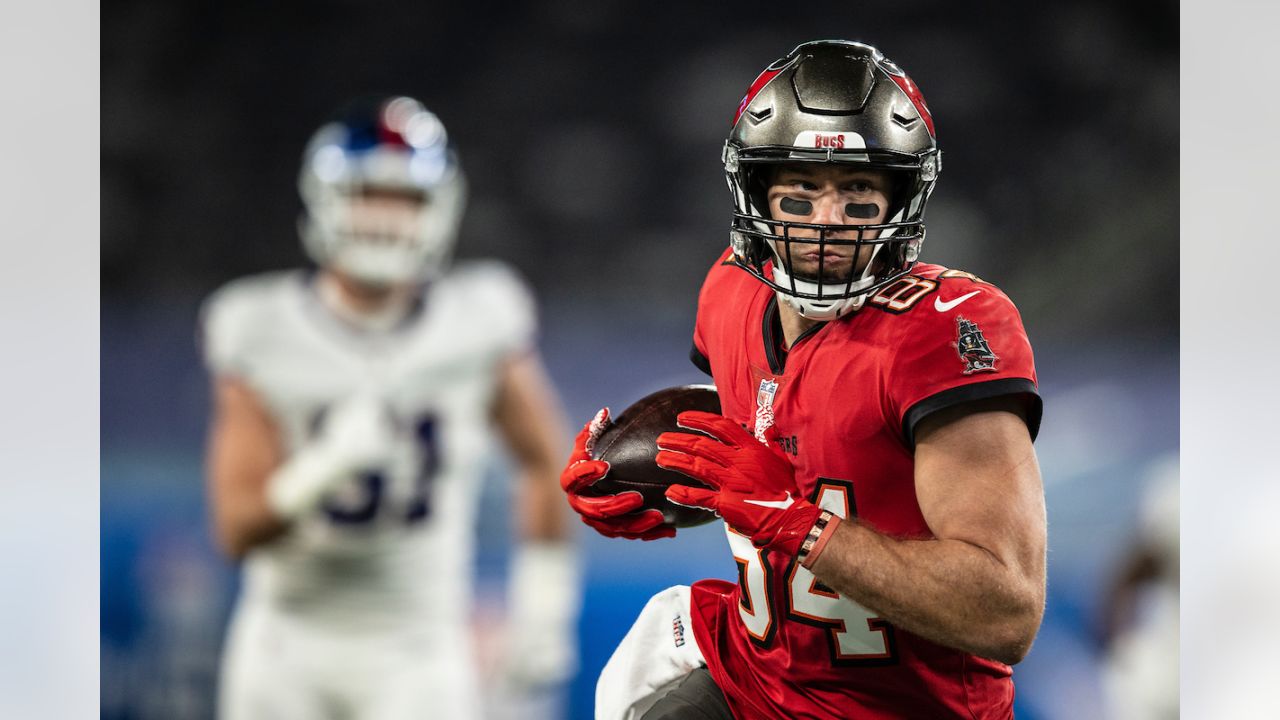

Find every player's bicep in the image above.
[206,376,283,519]
[912,396,1046,580]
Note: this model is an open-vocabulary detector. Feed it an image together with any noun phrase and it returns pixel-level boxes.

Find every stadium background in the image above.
[102,2,1178,718]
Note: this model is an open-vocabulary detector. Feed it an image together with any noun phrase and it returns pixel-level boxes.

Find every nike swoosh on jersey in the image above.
[743,492,795,510]
[934,290,981,312]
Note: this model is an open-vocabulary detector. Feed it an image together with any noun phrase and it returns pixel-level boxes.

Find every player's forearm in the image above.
[1096,546,1161,647]
[211,493,290,560]
[206,378,295,559]
[518,464,573,541]
[492,350,573,542]
[808,519,1043,664]
[208,456,292,559]
[209,440,345,559]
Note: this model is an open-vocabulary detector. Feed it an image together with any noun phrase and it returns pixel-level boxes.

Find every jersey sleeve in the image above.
[198,280,261,379]
[886,284,1042,448]
[689,248,734,377]
[691,315,712,377]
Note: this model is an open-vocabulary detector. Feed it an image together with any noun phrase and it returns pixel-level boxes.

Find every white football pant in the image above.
[218,602,481,720]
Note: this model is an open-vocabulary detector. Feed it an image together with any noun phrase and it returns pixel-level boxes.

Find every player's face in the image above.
[340,186,428,250]
[765,165,893,284]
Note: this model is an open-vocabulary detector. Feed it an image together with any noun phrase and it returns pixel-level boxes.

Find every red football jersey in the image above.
[687,249,1041,720]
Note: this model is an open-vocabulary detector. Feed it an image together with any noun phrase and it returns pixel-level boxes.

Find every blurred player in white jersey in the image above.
[1097,456,1179,719]
[201,95,578,720]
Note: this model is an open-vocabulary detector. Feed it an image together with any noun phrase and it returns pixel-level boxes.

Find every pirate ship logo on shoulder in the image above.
[955,316,998,374]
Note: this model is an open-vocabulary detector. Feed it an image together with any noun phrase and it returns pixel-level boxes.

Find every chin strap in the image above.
[766,233,884,321]
[776,289,866,321]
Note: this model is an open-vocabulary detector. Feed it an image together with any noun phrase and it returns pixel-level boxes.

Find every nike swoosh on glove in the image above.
[560,408,676,541]
[657,410,821,557]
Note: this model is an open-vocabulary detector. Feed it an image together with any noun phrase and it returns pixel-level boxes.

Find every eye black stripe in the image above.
[779,197,812,215]
[845,203,879,219]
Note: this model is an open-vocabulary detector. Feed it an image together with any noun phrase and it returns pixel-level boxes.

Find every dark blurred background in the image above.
[102,2,1178,718]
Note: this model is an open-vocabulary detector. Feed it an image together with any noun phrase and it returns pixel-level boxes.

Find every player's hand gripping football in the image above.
[657,411,822,557]
[559,408,676,540]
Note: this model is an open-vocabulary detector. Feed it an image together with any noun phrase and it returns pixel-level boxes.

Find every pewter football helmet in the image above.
[725,40,941,319]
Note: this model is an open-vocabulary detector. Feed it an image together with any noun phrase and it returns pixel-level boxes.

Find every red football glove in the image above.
[657,410,822,557]
[559,408,676,541]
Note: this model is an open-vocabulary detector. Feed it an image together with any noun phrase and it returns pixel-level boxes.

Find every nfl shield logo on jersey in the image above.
[753,378,780,444]
[955,317,998,374]
[757,379,779,409]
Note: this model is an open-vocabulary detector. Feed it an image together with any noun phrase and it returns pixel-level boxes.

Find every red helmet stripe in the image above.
[732,68,783,126]
[888,73,935,138]
[376,100,411,147]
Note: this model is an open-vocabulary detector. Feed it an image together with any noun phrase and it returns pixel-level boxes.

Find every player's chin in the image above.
[787,258,857,284]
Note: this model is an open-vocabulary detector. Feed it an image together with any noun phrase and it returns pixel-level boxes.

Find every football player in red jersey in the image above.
[561,40,1046,720]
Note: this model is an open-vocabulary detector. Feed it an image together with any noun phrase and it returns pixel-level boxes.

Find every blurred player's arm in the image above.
[807,396,1046,665]
[492,350,573,543]
[1095,540,1162,649]
[491,349,581,687]
[206,376,289,559]
[207,375,393,560]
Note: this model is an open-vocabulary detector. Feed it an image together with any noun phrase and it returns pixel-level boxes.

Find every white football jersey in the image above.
[202,261,535,634]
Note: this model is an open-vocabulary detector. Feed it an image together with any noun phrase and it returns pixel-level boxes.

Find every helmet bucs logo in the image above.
[793,131,864,150]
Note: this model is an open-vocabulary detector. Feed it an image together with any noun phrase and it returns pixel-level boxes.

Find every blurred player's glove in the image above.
[266,392,396,519]
[559,408,675,541]
[658,410,822,557]
[499,543,581,691]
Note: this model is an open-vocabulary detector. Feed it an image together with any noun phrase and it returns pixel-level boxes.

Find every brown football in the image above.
[585,384,721,529]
